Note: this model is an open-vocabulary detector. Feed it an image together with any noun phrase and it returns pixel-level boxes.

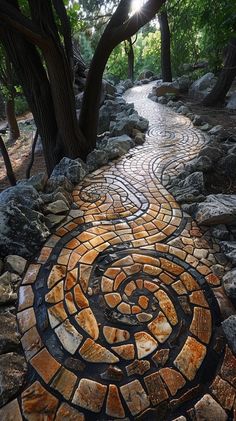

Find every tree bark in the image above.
[203,38,236,106]
[158,10,172,82]
[127,38,135,81]
[5,98,20,141]
[0,134,16,185]
[26,129,38,179]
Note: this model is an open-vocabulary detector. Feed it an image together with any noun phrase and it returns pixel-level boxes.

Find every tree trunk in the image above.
[5,98,20,141]
[203,38,236,106]
[127,38,134,81]
[26,129,38,179]
[0,134,16,185]
[158,10,172,82]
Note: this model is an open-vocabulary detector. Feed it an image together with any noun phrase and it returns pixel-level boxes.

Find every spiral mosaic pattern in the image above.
[2,83,236,421]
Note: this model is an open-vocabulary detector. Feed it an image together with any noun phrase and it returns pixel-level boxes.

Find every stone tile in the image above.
[144,280,159,292]
[103,326,130,344]
[124,281,136,296]
[79,264,92,292]
[112,344,135,360]
[190,307,212,344]
[74,284,89,309]
[55,319,83,354]
[51,367,77,399]
[143,264,162,276]
[55,403,85,421]
[64,268,78,290]
[126,359,150,376]
[101,276,114,292]
[106,384,125,419]
[47,265,67,288]
[152,349,170,367]
[80,249,99,264]
[155,290,178,325]
[120,380,150,416]
[30,348,61,383]
[159,368,186,396]
[189,291,209,308]
[135,331,158,358]
[117,302,131,314]
[210,375,235,410]
[180,272,200,291]
[138,295,149,309]
[221,346,236,387]
[21,326,43,360]
[45,280,64,304]
[22,381,59,420]
[22,264,40,285]
[65,292,77,314]
[75,308,99,339]
[174,336,206,381]
[48,302,67,328]
[80,338,119,363]
[18,285,34,311]
[171,280,187,295]
[0,399,22,421]
[160,258,184,275]
[104,293,122,308]
[72,378,107,413]
[144,372,169,405]
[137,312,153,322]
[17,308,36,334]
[148,311,172,343]
[194,394,227,421]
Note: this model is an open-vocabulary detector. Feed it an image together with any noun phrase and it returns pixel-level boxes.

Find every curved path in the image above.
[2,83,236,420]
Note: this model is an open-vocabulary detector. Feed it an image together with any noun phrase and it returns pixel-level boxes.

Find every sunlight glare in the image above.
[131,0,143,14]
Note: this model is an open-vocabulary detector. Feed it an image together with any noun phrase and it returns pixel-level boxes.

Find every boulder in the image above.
[194,194,236,225]
[157,96,167,104]
[169,172,205,204]
[222,268,236,299]
[189,73,217,101]
[0,353,27,407]
[18,173,48,192]
[86,149,109,172]
[193,156,213,172]
[45,200,69,215]
[0,311,20,354]
[98,104,111,134]
[192,115,203,126]
[222,315,236,354]
[46,176,74,194]
[219,153,236,178]
[111,114,148,136]
[0,272,18,304]
[0,185,41,210]
[46,214,67,227]
[103,79,117,96]
[176,75,192,92]
[153,82,179,97]
[138,70,154,80]
[220,241,236,266]
[198,146,223,162]
[103,135,133,159]
[0,202,50,258]
[211,224,230,240]
[226,91,236,110]
[177,105,191,115]
[51,157,87,185]
[4,255,27,275]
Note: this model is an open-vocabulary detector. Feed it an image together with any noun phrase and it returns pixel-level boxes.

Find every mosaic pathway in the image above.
[2,83,236,420]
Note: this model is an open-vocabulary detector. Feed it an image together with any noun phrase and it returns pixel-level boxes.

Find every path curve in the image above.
[3,83,234,420]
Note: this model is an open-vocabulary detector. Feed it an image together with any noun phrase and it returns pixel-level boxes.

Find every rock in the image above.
[45,200,69,215]
[153,82,179,96]
[169,172,205,204]
[134,133,145,145]
[0,202,50,258]
[222,315,236,354]
[98,104,111,134]
[211,224,230,240]
[176,75,192,92]
[103,79,117,97]
[183,171,205,191]
[122,79,133,90]
[0,353,27,407]
[4,255,27,275]
[103,135,134,159]
[192,115,203,126]
[198,146,223,162]
[194,394,227,421]
[193,156,213,172]
[41,188,72,206]
[177,105,191,115]
[46,214,67,227]
[0,272,19,304]
[0,185,41,210]
[0,311,20,353]
[86,149,109,171]
[51,157,87,185]
[219,153,236,178]
[223,268,236,299]
[194,194,236,225]
[199,123,212,131]
[226,91,236,110]
[189,73,217,101]
[0,259,3,275]
[138,70,154,80]
[111,114,148,136]
[46,176,74,193]
[220,242,236,266]
[19,173,48,192]
[209,125,224,136]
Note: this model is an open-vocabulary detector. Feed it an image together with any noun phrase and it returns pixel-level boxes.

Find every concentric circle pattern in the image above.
[4,83,235,421]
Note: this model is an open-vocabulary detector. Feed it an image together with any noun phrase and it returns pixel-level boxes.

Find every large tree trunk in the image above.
[0,134,16,185]
[158,10,172,82]
[127,38,134,81]
[203,38,236,106]
[5,98,20,141]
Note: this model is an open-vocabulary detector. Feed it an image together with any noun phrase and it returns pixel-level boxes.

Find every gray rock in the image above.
[46,214,67,227]
[45,200,69,215]
[75,92,83,108]
[219,153,236,178]
[0,353,27,407]
[223,268,236,299]
[45,175,74,193]
[189,73,217,101]
[226,91,236,110]
[0,272,20,304]
[194,394,227,421]
[103,79,117,96]
[51,157,87,185]
[134,133,145,145]
[4,255,27,275]
[111,114,148,136]
[177,105,191,115]
[220,241,236,266]
[198,145,223,162]
[0,202,50,258]
[222,315,236,354]
[208,125,224,136]
[193,156,213,172]
[138,70,154,80]
[86,149,109,171]
[103,135,134,159]
[122,79,133,90]
[199,123,212,131]
[169,172,205,204]
[192,115,203,126]
[194,194,236,225]
[211,224,230,240]
[0,312,20,354]
[18,173,48,192]
[0,185,41,210]
[98,104,111,134]
[41,188,72,206]
[176,75,192,92]
[0,259,3,275]
[157,96,167,104]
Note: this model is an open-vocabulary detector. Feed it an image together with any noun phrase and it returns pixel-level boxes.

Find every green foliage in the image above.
[15,95,29,116]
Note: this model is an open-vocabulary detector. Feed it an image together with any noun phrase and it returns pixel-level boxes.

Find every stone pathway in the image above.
[1,83,236,420]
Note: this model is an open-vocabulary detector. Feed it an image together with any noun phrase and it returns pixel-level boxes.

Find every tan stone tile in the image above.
[18,285,34,311]
[74,284,89,309]
[155,290,178,325]
[148,311,172,343]
[64,268,78,290]
[72,378,107,413]
[30,348,61,383]
[79,264,92,292]
[48,265,67,288]
[106,385,125,418]
[132,305,142,314]
[126,359,150,376]
[22,381,58,420]
[48,302,67,328]
[144,372,168,405]
[103,326,130,344]
[171,280,187,295]
[105,267,121,279]
[21,326,43,361]
[80,338,119,363]
[114,272,126,289]
[143,264,162,276]
[136,279,144,289]
[38,247,52,263]
[65,292,77,314]
[112,255,134,267]
[189,291,209,308]
[190,307,212,344]
[17,307,36,334]
[124,264,142,276]
[117,302,131,314]
[135,331,158,358]
[124,281,136,296]
[80,249,99,264]
[152,349,170,367]
[136,312,153,322]
[138,295,149,310]
[75,308,99,339]
[51,367,77,399]
[45,280,64,304]
[144,280,159,292]
[104,293,122,308]
[120,380,150,416]
[68,253,80,270]
[101,276,114,292]
[180,272,200,291]
[206,273,221,286]
[22,264,40,285]
[55,319,83,354]
[0,399,22,421]
[112,344,135,360]
[174,336,206,381]
[160,258,184,275]
[159,272,175,285]
[55,403,85,421]
[221,346,236,387]
[210,375,235,410]
[160,368,186,396]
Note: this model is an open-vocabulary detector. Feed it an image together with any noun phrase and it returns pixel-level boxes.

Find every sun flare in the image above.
[131,0,143,14]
